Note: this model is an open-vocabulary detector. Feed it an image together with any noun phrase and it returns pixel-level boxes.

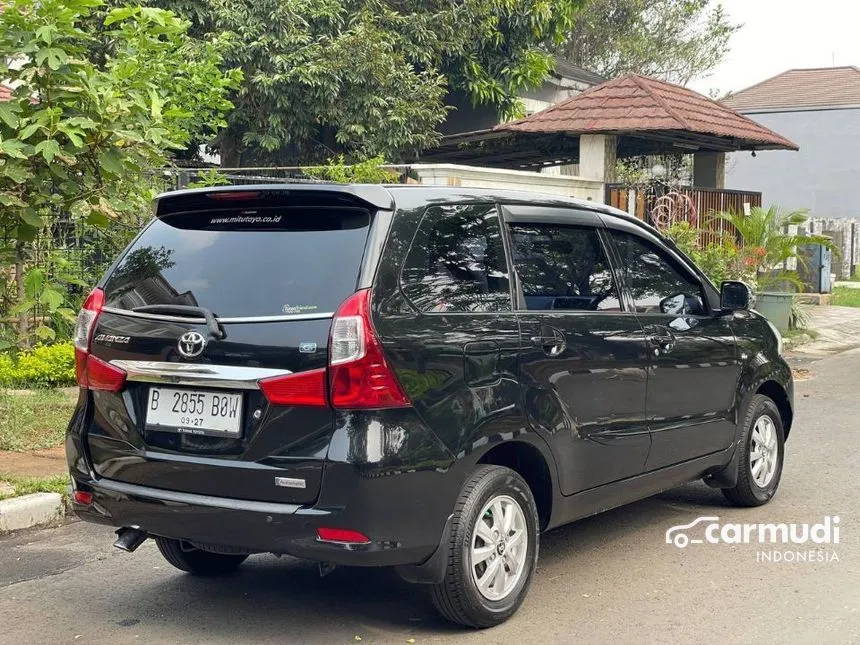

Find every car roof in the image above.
[386,185,665,239]
[153,183,658,236]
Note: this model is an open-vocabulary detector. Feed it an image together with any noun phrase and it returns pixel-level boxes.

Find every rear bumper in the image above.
[67,406,462,569]
[71,475,440,567]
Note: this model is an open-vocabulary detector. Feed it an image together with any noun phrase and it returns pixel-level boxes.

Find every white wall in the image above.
[726,107,860,218]
[410,164,605,203]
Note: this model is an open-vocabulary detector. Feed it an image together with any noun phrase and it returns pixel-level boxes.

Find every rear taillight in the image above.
[73,288,104,353]
[73,288,126,391]
[257,289,409,409]
[82,354,127,392]
[258,368,327,407]
[329,289,410,410]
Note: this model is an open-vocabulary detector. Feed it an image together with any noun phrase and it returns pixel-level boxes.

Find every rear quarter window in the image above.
[399,204,511,313]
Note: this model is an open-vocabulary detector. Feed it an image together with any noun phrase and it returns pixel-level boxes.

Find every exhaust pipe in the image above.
[113,527,149,553]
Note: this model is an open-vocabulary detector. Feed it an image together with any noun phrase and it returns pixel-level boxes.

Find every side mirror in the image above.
[720,281,753,311]
[659,293,687,315]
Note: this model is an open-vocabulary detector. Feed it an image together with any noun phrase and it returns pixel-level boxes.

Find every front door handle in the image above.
[647,331,676,355]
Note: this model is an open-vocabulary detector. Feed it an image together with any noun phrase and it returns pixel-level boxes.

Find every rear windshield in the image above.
[103,208,370,317]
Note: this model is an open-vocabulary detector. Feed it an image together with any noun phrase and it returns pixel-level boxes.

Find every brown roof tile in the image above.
[722,67,860,111]
[0,84,11,101]
[500,74,797,150]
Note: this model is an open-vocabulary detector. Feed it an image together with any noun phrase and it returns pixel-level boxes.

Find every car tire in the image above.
[430,465,539,628]
[155,537,248,576]
[722,394,785,507]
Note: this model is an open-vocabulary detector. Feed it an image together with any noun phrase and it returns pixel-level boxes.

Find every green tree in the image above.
[0,0,239,345]
[560,0,739,85]
[147,0,585,165]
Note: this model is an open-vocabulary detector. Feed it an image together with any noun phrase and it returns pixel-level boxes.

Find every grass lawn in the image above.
[784,327,819,340]
[0,473,68,500]
[0,389,77,452]
[831,286,860,308]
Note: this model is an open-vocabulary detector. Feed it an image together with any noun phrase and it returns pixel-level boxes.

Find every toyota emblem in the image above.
[177,331,206,358]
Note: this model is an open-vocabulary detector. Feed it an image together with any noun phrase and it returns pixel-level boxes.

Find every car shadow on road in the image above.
[537,481,730,570]
[89,482,732,639]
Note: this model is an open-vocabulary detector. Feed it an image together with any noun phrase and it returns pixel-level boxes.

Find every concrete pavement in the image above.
[788,305,860,358]
[1,348,858,645]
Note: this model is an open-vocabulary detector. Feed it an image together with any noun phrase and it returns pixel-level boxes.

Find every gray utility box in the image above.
[798,242,833,293]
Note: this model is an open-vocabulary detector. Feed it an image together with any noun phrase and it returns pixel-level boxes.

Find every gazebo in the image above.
[419,74,798,190]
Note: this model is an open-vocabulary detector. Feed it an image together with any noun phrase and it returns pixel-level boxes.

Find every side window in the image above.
[610,231,706,315]
[508,224,621,312]
[400,204,511,313]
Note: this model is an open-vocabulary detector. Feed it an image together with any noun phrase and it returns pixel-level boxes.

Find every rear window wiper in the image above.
[132,305,226,340]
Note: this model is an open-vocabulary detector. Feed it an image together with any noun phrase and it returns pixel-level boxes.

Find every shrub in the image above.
[713,206,837,291]
[305,155,399,183]
[0,342,76,388]
[664,221,753,286]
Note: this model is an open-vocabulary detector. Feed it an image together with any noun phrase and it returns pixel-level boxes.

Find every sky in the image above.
[689,0,860,95]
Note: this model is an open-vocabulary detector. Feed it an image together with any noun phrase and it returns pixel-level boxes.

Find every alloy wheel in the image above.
[750,414,779,488]
[470,494,528,601]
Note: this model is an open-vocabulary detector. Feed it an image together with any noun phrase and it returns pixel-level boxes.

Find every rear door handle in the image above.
[531,330,566,357]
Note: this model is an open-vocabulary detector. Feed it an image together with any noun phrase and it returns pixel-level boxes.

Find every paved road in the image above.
[1,350,858,645]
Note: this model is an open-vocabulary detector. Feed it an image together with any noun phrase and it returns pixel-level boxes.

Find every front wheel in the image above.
[430,465,539,628]
[723,394,785,507]
[155,537,248,576]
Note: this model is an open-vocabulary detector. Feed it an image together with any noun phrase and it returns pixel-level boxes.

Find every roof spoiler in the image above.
[153,184,395,218]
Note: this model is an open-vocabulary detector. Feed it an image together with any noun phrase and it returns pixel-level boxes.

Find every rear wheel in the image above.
[430,465,539,628]
[155,537,248,576]
[723,394,785,507]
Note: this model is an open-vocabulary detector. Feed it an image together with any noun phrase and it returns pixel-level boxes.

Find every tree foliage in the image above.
[0,0,238,345]
[0,0,238,235]
[560,0,739,85]
[147,0,585,165]
[305,155,399,183]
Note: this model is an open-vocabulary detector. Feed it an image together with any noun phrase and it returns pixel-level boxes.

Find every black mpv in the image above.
[68,185,793,627]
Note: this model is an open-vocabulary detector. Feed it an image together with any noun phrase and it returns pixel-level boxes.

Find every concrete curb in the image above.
[0,493,64,532]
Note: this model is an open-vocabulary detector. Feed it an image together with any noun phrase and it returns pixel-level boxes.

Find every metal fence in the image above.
[2,164,415,336]
[144,165,416,193]
[606,183,762,244]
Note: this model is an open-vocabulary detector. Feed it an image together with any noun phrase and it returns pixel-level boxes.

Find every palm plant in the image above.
[713,205,836,291]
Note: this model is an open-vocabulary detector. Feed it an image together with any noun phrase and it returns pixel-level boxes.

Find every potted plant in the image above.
[713,206,835,332]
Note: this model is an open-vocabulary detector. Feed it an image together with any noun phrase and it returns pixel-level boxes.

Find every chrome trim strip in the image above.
[101,306,334,324]
[94,478,301,515]
[110,360,291,390]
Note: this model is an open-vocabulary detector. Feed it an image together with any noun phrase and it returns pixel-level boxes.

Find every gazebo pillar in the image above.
[693,152,726,188]
[579,134,617,183]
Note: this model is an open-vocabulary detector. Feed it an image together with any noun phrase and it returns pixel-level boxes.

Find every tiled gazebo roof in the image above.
[501,74,798,150]
[421,74,798,168]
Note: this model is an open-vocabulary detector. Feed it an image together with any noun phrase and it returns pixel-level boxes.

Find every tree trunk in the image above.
[15,240,27,348]
[219,130,241,168]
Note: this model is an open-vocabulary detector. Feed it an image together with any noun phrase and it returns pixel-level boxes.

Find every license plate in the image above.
[146,387,243,437]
